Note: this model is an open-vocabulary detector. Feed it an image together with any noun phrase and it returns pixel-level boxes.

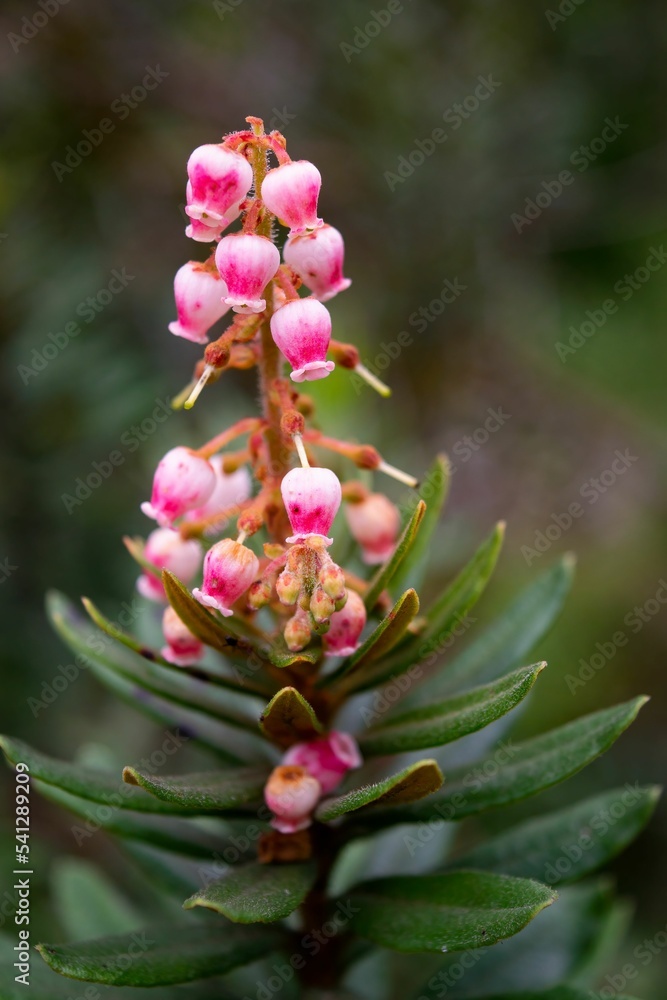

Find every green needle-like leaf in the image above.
[316,760,444,822]
[267,637,322,668]
[359,663,544,755]
[392,454,450,594]
[259,686,324,745]
[364,501,426,611]
[37,923,283,987]
[347,870,556,952]
[183,860,317,923]
[122,765,269,813]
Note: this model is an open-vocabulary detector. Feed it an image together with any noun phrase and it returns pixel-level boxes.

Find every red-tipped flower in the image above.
[264,765,322,834]
[185,145,252,235]
[141,448,216,528]
[282,732,362,794]
[345,492,401,564]
[161,606,204,666]
[192,538,259,616]
[281,466,341,546]
[270,298,334,383]
[168,262,230,344]
[137,528,203,601]
[215,233,280,314]
[322,589,367,657]
[283,225,351,302]
[261,160,323,235]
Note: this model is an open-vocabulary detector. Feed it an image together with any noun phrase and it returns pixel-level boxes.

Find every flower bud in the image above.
[161,606,204,666]
[275,569,301,606]
[270,298,334,383]
[185,145,252,231]
[215,233,280,314]
[260,160,322,235]
[281,466,342,546]
[282,732,362,795]
[184,458,252,534]
[247,578,272,610]
[264,765,322,834]
[141,447,217,528]
[192,538,259,616]
[137,528,203,601]
[168,262,230,344]
[323,589,366,657]
[318,559,346,602]
[283,225,351,302]
[310,586,335,624]
[284,610,312,652]
[345,492,401,565]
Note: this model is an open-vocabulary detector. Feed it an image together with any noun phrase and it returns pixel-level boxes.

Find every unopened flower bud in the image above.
[161,606,204,666]
[137,528,203,601]
[264,765,321,834]
[247,579,272,609]
[215,233,280,314]
[270,298,334,383]
[281,467,342,546]
[345,492,401,565]
[276,570,301,606]
[185,145,252,233]
[284,610,312,651]
[261,160,323,235]
[192,538,259,616]
[323,589,366,657]
[282,732,362,794]
[141,447,216,528]
[318,560,346,602]
[310,586,335,624]
[168,262,230,344]
[283,225,351,302]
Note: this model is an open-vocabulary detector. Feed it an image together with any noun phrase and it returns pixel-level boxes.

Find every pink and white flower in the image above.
[270,298,334,383]
[282,732,362,795]
[137,528,203,602]
[161,606,204,666]
[345,492,401,564]
[322,589,367,657]
[184,458,252,534]
[264,765,322,834]
[141,448,217,528]
[283,225,351,302]
[261,160,323,235]
[168,262,230,344]
[281,466,342,546]
[185,145,252,233]
[192,538,259,616]
[215,233,281,314]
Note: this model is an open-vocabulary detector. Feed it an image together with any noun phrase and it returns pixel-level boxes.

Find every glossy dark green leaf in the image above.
[267,636,322,668]
[316,760,444,822]
[450,784,661,884]
[184,860,317,923]
[323,589,420,690]
[359,663,544,755]
[407,555,575,707]
[347,871,556,952]
[259,686,323,746]
[122,764,268,813]
[37,923,283,986]
[392,454,450,594]
[363,697,648,826]
[364,501,426,611]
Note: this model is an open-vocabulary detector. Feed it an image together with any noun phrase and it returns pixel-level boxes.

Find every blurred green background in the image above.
[0,0,665,995]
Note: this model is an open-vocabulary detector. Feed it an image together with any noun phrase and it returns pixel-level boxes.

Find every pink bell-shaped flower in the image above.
[281,466,342,546]
[322,589,367,657]
[264,765,322,834]
[137,528,203,602]
[192,538,259,616]
[161,606,204,666]
[282,732,362,795]
[261,160,323,235]
[283,225,351,302]
[185,145,252,231]
[141,448,216,528]
[270,298,334,383]
[184,458,252,534]
[345,492,401,565]
[168,262,230,344]
[215,233,280,314]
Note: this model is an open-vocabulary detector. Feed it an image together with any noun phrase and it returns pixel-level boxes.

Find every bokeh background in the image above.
[0,0,665,996]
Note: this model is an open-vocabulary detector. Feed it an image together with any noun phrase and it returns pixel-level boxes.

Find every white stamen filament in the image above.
[236,530,247,545]
[354,363,391,398]
[378,459,418,488]
[184,365,215,410]
[170,379,197,410]
[293,433,310,468]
